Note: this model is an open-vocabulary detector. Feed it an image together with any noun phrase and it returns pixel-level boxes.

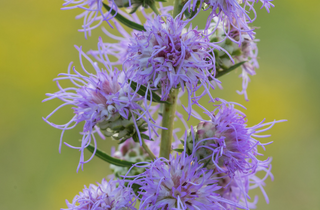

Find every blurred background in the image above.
[0,0,319,209]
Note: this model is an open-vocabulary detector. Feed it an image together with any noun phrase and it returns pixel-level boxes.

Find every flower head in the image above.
[43,45,157,171]
[213,160,273,209]
[129,153,244,209]
[88,5,173,66]
[209,18,259,100]
[186,0,274,44]
[187,100,282,177]
[63,178,136,210]
[124,14,225,103]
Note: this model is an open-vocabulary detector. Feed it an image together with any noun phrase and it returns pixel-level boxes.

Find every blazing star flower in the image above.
[62,178,136,210]
[43,45,157,171]
[214,160,273,209]
[87,5,173,66]
[208,18,259,100]
[62,0,122,38]
[128,153,245,209]
[187,0,274,44]
[186,100,284,177]
[124,13,229,116]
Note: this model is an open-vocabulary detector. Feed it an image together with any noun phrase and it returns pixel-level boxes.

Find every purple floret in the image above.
[186,0,275,45]
[188,99,285,177]
[43,44,158,171]
[62,178,137,210]
[128,153,245,209]
[124,13,230,116]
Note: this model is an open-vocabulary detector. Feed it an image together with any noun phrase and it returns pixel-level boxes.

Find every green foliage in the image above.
[102,3,145,31]
[86,144,136,167]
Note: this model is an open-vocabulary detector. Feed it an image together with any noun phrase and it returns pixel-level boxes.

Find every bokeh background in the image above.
[1,0,319,209]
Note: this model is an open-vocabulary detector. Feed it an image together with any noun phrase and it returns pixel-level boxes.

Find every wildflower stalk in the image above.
[149,1,161,16]
[159,0,182,159]
[160,88,179,158]
[173,0,181,18]
[141,138,156,160]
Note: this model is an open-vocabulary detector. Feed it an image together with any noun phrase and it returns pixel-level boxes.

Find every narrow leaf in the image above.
[215,61,246,78]
[102,3,145,31]
[140,133,154,141]
[202,159,211,168]
[130,81,171,104]
[132,133,140,143]
[173,148,184,153]
[86,144,136,167]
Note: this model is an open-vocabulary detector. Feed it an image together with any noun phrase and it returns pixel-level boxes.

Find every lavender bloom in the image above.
[43,45,157,171]
[195,0,254,44]
[128,153,245,209]
[214,161,273,209]
[88,5,173,66]
[62,0,121,37]
[187,100,283,177]
[209,18,259,100]
[187,0,274,44]
[63,178,136,210]
[124,13,229,114]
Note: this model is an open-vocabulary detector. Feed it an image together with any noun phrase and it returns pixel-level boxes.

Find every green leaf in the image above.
[202,158,211,168]
[132,133,140,143]
[140,133,154,141]
[184,1,200,19]
[173,148,184,153]
[86,144,136,167]
[102,3,145,31]
[215,61,246,78]
[130,81,171,104]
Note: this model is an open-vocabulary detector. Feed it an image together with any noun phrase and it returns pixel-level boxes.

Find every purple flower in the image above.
[187,100,284,177]
[214,160,273,209]
[62,0,121,37]
[87,5,173,66]
[187,0,274,44]
[208,18,259,100]
[128,153,245,209]
[62,178,136,210]
[124,14,229,116]
[43,45,157,171]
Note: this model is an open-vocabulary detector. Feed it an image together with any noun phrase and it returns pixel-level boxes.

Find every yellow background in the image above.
[0,0,319,209]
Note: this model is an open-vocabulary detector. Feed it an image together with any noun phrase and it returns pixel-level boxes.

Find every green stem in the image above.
[173,0,182,18]
[142,138,156,160]
[160,89,179,159]
[149,1,161,16]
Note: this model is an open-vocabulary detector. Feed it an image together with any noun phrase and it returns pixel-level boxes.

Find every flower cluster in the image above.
[187,100,280,176]
[128,153,245,209]
[208,18,259,100]
[187,0,274,44]
[124,14,223,103]
[43,45,157,171]
[45,0,282,209]
[63,179,136,210]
